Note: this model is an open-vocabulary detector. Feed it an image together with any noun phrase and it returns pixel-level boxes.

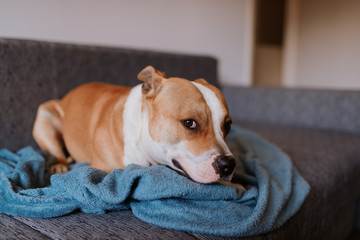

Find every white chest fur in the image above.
[122,84,165,167]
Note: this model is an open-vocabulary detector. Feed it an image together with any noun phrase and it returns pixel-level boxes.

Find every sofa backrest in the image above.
[224,86,360,134]
[0,38,218,150]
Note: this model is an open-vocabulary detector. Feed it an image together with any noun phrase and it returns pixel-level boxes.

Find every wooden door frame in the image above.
[282,0,301,87]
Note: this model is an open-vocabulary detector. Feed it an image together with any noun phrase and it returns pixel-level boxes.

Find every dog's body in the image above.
[33,66,236,184]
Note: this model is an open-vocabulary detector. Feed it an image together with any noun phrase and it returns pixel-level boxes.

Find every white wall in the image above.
[296,0,360,90]
[0,0,254,87]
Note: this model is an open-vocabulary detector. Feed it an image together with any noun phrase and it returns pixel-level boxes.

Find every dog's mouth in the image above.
[172,159,185,171]
[171,159,189,177]
[171,158,235,184]
[220,175,232,182]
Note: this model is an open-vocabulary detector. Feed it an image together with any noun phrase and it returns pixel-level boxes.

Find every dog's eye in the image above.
[224,120,232,136]
[182,119,198,130]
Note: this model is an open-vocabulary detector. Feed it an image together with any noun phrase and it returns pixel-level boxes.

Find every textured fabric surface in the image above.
[235,122,360,240]
[0,38,217,150]
[223,86,360,134]
[0,214,52,240]
[0,123,359,239]
[0,126,310,237]
[12,211,199,240]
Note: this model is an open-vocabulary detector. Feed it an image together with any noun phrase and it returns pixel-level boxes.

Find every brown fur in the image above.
[33,83,130,172]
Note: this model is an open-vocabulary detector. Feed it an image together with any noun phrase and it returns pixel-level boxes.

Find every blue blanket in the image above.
[0,126,310,237]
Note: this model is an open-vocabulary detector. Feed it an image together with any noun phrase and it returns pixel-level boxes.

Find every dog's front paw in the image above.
[66,156,75,164]
[50,163,69,174]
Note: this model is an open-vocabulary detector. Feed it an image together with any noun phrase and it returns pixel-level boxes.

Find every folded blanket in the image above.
[0,126,310,237]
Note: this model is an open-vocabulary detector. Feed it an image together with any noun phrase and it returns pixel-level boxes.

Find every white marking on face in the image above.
[191,82,232,156]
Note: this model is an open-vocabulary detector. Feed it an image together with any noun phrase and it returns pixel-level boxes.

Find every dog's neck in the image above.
[122,84,165,167]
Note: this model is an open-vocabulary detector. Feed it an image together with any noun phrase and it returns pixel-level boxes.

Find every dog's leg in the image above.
[33,100,69,174]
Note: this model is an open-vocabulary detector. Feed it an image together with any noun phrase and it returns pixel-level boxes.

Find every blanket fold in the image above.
[0,126,310,237]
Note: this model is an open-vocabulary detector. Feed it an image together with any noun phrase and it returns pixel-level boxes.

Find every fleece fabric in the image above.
[0,126,310,237]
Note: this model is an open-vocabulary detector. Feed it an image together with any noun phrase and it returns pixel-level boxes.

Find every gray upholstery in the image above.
[0,38,217,150]
[236,122,360,240]
[224,86,360,134]
[0,38,359,239]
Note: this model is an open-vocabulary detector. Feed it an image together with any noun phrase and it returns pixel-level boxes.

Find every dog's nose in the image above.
[214,155,236,176]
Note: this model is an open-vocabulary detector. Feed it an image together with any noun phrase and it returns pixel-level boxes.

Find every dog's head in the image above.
[138,66,235,184]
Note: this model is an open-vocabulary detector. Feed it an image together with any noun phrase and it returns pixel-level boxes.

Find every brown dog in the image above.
[33,66,236,184]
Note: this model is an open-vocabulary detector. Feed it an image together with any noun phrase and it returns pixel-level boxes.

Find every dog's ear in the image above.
[137,66,166,97]
[194,78,208,84]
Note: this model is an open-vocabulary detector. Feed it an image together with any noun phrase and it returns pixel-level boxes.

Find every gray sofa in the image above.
[0,38,359,240]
